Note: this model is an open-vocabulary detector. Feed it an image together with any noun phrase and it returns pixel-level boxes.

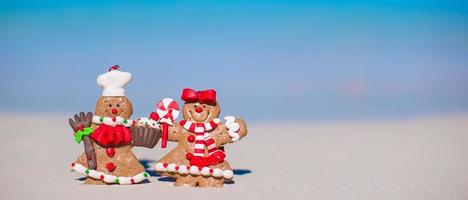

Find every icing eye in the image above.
[194,105,197,108]
[108,104,112,107]
[203,105,206,108]
[117,104,120,107]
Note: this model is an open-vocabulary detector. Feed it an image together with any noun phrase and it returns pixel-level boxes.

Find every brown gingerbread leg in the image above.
[199,161,231,187]
[198,176,224,187]
[75,154,106,185]
[174,175,198,187]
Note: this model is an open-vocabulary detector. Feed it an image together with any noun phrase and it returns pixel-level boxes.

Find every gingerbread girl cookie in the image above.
[153,88,248,187]
[69,66,161,185]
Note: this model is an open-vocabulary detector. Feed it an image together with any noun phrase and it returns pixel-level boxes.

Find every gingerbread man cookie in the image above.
[69,66,161,185]
[153,88,248,187]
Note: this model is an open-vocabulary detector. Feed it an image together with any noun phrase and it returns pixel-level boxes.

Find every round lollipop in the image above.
[156,98,180,148]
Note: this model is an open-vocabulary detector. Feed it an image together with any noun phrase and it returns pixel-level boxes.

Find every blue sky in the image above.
[1,0,467,122]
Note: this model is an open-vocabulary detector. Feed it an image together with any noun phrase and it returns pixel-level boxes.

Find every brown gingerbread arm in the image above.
[69,112,97,170]
[167,122,183,142]
[214,118,248,146]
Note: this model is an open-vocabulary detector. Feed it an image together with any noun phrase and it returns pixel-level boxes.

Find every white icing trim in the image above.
[92,115,134,127]
[137,117,160,129]
[200,167,211,176]
[154,162,234,179]
[70,162,149,184]
[189,166,200,175]
[224,116,240,142]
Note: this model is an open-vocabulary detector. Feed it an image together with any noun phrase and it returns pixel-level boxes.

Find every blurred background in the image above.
[1,0,467,123]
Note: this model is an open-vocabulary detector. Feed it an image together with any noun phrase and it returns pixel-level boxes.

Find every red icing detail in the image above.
[212,150,226,162]
[87,155,92,160]
[181,88,217,104]
[194,151,225,166]
[186,166,190,170]
[209,169,214,174]
[112,117,116,122]
[195,107,203,113]
[209,121,218,129]
[161,123,168,148]
[100,175,104,180]
[163,163,168,168]
[187,135,195,143]
[71,163,75,167]
[185,153,193,160]
[131,179,135,184]
[189,123,195,132]
[193,148,204,153]
[175,166,179,170]
[112,109,118,115]
[90,124,132,147]
[106,162,116,172]
[108,65,120,71]
[76,124,84,131]
[189,156,208,168]
[106,148,115,157]
[150,112,159,121]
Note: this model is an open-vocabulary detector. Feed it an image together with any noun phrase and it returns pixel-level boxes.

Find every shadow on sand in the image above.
[140,159,160,177]
[139,159,252,185]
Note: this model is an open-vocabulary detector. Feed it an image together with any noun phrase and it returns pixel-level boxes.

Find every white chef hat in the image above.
[97,65,132,96]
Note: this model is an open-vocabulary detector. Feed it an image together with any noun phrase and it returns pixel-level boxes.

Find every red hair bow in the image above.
[181,88,217,104]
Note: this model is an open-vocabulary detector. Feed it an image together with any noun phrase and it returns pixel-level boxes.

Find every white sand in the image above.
[0,114,467,200]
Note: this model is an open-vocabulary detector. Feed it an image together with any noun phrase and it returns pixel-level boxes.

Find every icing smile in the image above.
[189,109,211,122]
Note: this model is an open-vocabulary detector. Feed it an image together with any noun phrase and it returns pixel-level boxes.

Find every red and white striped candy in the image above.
[156,98,179,148]
[156,98,179,124]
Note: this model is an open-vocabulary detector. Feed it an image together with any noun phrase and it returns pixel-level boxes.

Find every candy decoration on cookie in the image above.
[155,98,180,148]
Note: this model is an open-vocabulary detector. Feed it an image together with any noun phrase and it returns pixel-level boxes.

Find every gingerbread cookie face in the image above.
[182,102,220,123]
[95,96,133,118]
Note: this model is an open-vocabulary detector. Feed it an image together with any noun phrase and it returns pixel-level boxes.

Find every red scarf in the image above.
[90,124,132,147]
[180,119,225,167]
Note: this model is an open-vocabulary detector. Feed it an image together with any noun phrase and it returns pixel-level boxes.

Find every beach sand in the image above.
[0,114,467,199]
